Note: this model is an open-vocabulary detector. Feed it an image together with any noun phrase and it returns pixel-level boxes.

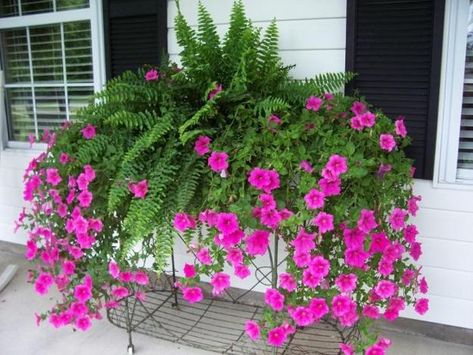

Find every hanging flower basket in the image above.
[17,1,429,354]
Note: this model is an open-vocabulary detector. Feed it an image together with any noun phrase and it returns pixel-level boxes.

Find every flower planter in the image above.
[107,237,357,354]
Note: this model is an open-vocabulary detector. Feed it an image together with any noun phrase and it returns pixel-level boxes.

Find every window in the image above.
[458,1,473,179]
[436,0,473,184]
[0,0,104,146]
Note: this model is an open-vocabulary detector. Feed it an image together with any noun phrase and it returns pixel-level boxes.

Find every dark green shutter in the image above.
[103,0,167,79]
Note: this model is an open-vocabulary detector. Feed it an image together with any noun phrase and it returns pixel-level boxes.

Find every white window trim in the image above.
[434,0,473,189]
[0,0,106,150]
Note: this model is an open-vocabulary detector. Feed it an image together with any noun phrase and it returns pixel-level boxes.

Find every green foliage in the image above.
[25,4,416,348]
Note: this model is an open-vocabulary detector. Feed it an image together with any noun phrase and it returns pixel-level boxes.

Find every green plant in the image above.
[18,1,427,353]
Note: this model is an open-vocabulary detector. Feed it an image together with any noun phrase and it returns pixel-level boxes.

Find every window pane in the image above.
[57,0,89,11]
[21,0,53,15]
[5,88,35,141]
[458,0,473,172]
[35,86,67,133]
[30,24,63,83]
[1,28,30,83]
[64,21,93,82]
[68,86,93,118]
[0,0,19,18]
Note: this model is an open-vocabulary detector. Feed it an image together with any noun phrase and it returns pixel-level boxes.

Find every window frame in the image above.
[0,0,105,149]
[435,0,473,187]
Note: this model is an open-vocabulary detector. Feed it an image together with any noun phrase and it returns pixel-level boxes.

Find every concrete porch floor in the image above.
[1,247,472,355]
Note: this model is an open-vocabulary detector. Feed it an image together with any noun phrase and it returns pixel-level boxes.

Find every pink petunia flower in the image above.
[279,272,297,292]
[358,209,377,233]
[308,256,330,278]
[183,263,196,278]
[248,168,270,190]
[304,189,325,210]
[377,163,392,178]
[268,114,282,125]
[145,69,159,81]
[407,195,421,216]
[402,269,416,286]
[302,269,321,289]
[306,96,323,112]
[389,208,407,231]
[374,280,397,299]
[331,294,353,317]
[395,118,407,138]
[410,241,422,261]
[173,212,196,232]
[134,271,149,285]
[291,229,315,254]
[210,272,230,296]
[419,277,428,293]
[81,124,96,140]
[111,286,129,299]
[109,261,120,279]
[25,240,38,260]
[350,116,364,131]
[128,179,148,199]
[265,288,285,312]
[339,343,355,355]
[379,134,396,152]
[299,160,314,173]
[362,304,380,319]
[208,151,229,173]
[74,284,92,303]
[360,112,376,127]
[196,247,212,265]
[326,154,348,176]
[245,230,270,256]
[366,344,386,355]
[313,212,334,233]
[335,273,357,293]
[245,320,261,341]
[293,250,311,268]
[216,212,239,235]
[267,325,288,347]
[59,152,70,165]
[182,287,204,303]
[75,316,91,331]
[259,193,276,209]
[46,168,62,186]
[194,136,211,156]
[309,298,329,319]
[62,260,76,275]
[344,247,369,269]
[369,232,390,254]
[351,101,366,115]
[290,306,315,326]
[234,264,251,279]
[259,207,281,229]
[319,177,341,196]
[77,190,93,208]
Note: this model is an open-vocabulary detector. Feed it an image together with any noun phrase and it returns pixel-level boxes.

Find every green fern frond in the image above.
[105,110,158,130]
[223,0,249,76]
[121,113,174,164]
[75,134,111,165]
[254,96,290,118]
[179,99,218,141]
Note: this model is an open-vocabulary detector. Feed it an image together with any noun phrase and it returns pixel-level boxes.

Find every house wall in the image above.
[0,0,471,332]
